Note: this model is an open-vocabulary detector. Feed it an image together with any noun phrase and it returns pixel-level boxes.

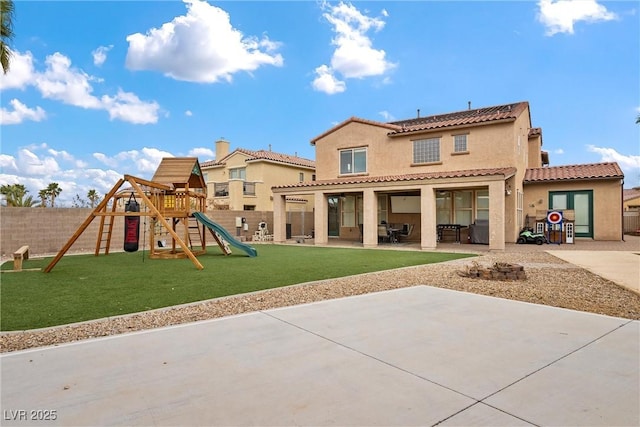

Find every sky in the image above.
[1,0,639,206]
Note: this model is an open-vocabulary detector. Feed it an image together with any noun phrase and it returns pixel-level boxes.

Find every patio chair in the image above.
[398,223,414,242]
[378,225,390,243]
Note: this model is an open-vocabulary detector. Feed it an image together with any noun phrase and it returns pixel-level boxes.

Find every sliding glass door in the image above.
[549,190,593,237]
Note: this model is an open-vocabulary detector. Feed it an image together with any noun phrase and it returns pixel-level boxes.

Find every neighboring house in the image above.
[271,101,624,250]
[623,187,640,211]
[201,139,316,212]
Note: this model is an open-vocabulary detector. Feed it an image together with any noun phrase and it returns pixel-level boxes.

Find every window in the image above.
[299,172,304,182]
[340,148,367,174]
[517,189,523,229]
[214,183,228,197]
[229,167,246,180]
[243,182,255,196]
[454,191,473,226]
[377,195,388,224]
[476,190,489,220]
[453,134,467,152]
[436,191,452,224]
[243,205,255,211]
[413,138,440,163]
[203,172,208,183]
[341,195,356,227]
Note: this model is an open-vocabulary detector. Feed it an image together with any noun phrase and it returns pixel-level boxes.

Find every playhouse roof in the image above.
[152,157,206,189]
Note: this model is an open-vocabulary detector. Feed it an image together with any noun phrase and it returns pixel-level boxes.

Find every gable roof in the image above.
[524,162,623,183]
[273,167,517,190]
[201,148,315,169]
[151,157,206,189]
[310,117,401,145]
[387,101,530,136]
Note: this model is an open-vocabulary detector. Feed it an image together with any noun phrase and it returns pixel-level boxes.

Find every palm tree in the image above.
[45,182,62,207]
[38,189,48,207]
[87,189,101,208]
[0,183,38,207]
[1,0,15,74]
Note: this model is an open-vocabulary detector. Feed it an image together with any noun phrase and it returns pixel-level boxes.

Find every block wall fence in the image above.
[0,207,314,258]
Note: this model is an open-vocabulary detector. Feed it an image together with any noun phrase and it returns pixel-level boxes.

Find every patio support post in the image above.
[488,180,506,251]
[314,191,328,245]
[420,185,437,250]
[273,193,287,243]
[362,189,377,248]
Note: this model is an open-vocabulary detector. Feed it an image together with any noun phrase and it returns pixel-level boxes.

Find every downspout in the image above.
[621,179,625,242]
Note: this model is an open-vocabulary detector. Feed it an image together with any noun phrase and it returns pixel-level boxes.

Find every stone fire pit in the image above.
[458,261,526,281]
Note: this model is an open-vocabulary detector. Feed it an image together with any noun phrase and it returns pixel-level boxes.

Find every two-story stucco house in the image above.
[271,101,624,250]
[201,139,316,213]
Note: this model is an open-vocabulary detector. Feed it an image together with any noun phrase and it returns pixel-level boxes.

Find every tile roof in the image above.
[524,162,624,183]
[387,102,529,135]
[201,148,315,169]
[310,117,401,145]
[273,167,517,190]
[623,187,640,202]
[528,127,542,137]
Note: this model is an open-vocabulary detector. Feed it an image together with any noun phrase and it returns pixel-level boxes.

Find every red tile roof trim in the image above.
[387,102,529,136]
[274,167,517,190]
[201,148,315,169]
[524,162,623,183]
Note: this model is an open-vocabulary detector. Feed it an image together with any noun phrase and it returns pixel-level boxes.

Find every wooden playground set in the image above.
[44,158,255,273]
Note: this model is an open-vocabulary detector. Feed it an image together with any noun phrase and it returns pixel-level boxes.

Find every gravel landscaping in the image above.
[2,250,639,354]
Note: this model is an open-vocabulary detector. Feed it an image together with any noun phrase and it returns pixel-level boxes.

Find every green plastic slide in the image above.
[193,212,258,257]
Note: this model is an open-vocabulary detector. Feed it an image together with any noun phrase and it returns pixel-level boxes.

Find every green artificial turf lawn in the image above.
[0,245,475,331]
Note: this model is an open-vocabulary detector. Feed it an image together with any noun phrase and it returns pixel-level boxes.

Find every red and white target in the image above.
[547,211,563,224]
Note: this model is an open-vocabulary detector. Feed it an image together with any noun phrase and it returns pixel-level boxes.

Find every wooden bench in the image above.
[13,245,29,271]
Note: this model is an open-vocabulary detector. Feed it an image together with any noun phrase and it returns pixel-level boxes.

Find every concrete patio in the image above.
[2,286,638,426]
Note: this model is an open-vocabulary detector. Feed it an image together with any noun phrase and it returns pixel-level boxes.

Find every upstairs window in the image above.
[229,167,246,180]
[340,148,367,174]
[214,183,229,197]
[413,138,440,163]
[453,134,468,152]
[299,172,304,182]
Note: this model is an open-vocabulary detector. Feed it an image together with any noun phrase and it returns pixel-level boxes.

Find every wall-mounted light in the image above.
[505,184,512,196]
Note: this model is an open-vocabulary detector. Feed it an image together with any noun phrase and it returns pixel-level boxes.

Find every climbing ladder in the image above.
[187,216,205,251]
[95,202,117,255]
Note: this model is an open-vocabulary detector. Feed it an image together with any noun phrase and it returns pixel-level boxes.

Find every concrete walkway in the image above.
[548,250,640,294]
[2,286,638,426]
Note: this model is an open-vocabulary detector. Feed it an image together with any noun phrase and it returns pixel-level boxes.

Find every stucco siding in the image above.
[523,179,623,240]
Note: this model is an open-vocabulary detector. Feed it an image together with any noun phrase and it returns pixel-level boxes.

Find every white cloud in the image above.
[587,145,640,169]
[101,90,160,124]
[554,148,564,154]
[185,110,193,116]
[15,148,61,176]
[1,50,160,125]
[312,64,346,94]
[0,99,46,125]
[92,45,113,66]
[0,154,18,173]
[35,52,103,109]
[378,110,394,121]
[0,50,36,90]
[313,2,395,94]
[46,148,74,162]
[187,147,215,160]
[537,0,617,36]
[125,0,283,83]
[587,145,640,185]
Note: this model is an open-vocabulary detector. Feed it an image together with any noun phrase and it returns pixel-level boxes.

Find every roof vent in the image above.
[468,101,471,110]
[417,109,420,118]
